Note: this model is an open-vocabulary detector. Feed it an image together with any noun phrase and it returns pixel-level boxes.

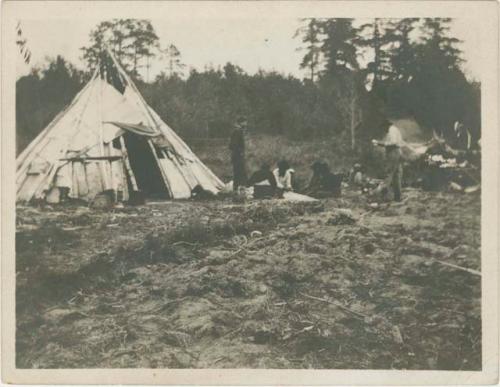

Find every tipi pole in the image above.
[97,74,112,192]
[119,136,139,191]
[161,148,194,193]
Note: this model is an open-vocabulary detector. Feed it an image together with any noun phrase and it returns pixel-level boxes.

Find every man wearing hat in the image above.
[229,116,248,191]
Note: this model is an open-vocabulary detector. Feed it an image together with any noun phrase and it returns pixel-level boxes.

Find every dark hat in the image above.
[278,160,290,170]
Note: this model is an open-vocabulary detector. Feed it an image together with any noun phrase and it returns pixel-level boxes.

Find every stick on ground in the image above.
[434,259,481,276]
[300,292,368,320]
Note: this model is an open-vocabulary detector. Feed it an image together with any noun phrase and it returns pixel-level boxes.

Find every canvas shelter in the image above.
[386,118,436,161]
[16,51,224,203]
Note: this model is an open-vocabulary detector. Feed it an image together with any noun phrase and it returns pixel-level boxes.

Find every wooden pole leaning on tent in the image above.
[161,148,194,194]
[97,75,112,193]
[119,136,139,192]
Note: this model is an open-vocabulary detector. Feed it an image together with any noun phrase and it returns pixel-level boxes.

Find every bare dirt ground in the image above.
[16,187,481,369]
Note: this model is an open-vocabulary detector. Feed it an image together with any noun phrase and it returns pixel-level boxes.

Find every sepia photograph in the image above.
[1,1,498,385]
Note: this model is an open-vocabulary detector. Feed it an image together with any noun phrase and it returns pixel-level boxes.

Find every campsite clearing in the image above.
[16,187,481,369]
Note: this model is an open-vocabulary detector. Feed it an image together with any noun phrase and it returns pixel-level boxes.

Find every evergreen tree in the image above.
[294,18,323,82]
[404,19,468,134]
[418,18,464,70]
[355,19,395,84]
[125,20,160,77]
[384,18,419,81]
[161,44,186,78]
[319,18,359,78]
[81,19,160,78]
[316,19,362,147]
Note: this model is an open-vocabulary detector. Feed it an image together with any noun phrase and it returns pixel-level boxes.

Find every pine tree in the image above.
[316,19,362,148]
[319,18,359,78]
[384,18,419,81]
[355,19,394,83]
[405,19,467,133]
[418,18,464,70]
[294,18,322,82]
[81,19,160,78]
[161,44,186,78]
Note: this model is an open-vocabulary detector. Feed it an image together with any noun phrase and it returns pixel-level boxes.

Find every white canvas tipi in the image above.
[16,51,224,203]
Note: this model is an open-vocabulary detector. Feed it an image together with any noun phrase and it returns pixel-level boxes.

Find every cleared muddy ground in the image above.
[16,188,481,369]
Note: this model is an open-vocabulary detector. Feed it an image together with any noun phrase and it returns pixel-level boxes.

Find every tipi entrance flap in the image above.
[105,121,158,137]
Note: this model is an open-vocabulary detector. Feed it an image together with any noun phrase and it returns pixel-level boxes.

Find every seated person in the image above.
[305,161,342,198]
[320,163,343,197]
[350,163,363,186]
[305,161,323,194]
[190,184,217,200]
[273,160,294,192]
[248,163,279,198]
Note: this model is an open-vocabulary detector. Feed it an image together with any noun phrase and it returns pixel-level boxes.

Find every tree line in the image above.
[294,18,480,146]
[16,18,480,155]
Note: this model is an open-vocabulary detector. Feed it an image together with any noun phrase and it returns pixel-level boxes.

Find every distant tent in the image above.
[390,117,429,143]
[389,118,434,161]
[16,50,224,203]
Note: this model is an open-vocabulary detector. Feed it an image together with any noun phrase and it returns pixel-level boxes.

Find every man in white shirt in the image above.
[372,123,403,202]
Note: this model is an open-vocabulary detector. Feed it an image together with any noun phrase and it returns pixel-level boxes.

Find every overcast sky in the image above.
[16,18,482,81]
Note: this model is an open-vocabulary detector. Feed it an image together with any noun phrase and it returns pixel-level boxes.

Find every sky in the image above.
[16,18,482,81]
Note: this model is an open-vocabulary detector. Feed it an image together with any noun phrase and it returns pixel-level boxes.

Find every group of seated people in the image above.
[191,159,349,201]
[247,160,294,198]
[247,159,343,199]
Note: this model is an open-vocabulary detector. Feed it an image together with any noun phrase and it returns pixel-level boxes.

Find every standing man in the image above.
[373,122,404,202]
[453,121,472,151]
[229,116,248,191]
